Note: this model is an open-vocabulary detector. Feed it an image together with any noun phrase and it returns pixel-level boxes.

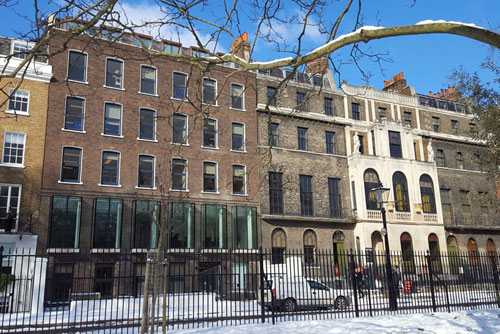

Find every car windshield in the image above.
[307,280,329,290]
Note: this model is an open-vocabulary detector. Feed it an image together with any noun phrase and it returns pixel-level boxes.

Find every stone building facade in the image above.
[256,63,355,271]
[257,69,499,268]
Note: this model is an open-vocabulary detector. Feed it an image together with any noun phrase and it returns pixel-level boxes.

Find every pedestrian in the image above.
[354,266,365,298]
[4,210,14,233]
[392,267,400,298]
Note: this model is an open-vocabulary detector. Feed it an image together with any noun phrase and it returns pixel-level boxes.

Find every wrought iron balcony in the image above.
[260,207,355,223]
[444,213,500,229]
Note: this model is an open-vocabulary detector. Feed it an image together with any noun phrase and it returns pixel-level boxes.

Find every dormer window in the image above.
[11,40,33,60]
[312,75,322,86]
[164,43,180,55]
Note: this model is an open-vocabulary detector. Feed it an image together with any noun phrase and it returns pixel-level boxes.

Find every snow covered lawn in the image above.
[172,309,500,334]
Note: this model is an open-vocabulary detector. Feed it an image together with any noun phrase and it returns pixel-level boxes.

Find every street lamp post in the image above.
[371,184,398,311]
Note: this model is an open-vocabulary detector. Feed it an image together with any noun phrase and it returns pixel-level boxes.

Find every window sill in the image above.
[233,249,258,253]
[167,248,195,253]
[138,91,159,97]
[135,186,157,190]
[170,142,190,146]
[103,85,125,91]
[230,149,247,153]
[170,188,189,192]
[58,180,83,185]
[201,249,228,253]
[202,146,219,150]
[231,193,248,197]
[132,248,158,253]
[202,191,220,195]
[47,248,80,253]
[98,183,122,188]
[91,248,121,253]
[0,163,25,169]
[229,107,246,112]
[62,128,86,134]
[202,103,219,107]
[171,97,188,102]
[102,133,124,138]
[5,110,29,116]
[137,138,158,143]
[66,79,89,85]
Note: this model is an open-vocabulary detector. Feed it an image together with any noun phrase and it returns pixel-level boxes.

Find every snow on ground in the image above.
[171,309,500,334]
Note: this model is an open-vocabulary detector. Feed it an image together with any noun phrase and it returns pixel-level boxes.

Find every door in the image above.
[232,262,248,291]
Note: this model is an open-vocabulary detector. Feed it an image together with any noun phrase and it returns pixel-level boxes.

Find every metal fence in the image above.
[0,248,498,333]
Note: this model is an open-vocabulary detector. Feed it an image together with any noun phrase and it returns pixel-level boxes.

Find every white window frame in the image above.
[139,65,158,96]
[6,88,30,115]
[232,164,247,196]
[202,118,218,149]
[231,122,246,152]
[171,113,189,145]
[10,40,34,60]
[99,150,121,187]
[62,95,86,133]
[138,108,158,142]
[102,102,124,138]
[1,131,26,167]
[136,154,156,189]
[172,71,188,100]
[170,158,189,192]
[202,160,219,194]
[230,83,245,111]
[67,50,88,83]
[202,77,218,106]
[0,183,22,232]
[104,57,125,90]
[58,146,83,185]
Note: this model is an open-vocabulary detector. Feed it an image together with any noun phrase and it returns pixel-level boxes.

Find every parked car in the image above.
[260,276,350,312]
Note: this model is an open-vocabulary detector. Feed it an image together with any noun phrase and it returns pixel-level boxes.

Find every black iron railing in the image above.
[0,248,498,333]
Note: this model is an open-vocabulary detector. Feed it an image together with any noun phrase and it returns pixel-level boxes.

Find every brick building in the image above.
[0,36,52,250]
[256,68,499,271]
[39,27,260,253]
[256,60,355,273]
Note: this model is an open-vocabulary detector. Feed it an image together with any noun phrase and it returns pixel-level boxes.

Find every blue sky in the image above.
[0,0,498,94]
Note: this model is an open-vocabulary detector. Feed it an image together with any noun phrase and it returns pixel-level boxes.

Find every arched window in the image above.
[304,229,317,265]
[447,235,459,274]
[393,172,410,212]
[419,174,436,213]
[428,233,442,272]
[364,169,380,210]
[333,231,346,274]
[400,232,415,272]
[467,238,478,265]
[271,228,287,264]
[487,239,496,264]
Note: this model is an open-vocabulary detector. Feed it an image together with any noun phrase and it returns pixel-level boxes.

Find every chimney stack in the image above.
[230,32,251,62]
[382,72,412,96]
[306,57,328,74]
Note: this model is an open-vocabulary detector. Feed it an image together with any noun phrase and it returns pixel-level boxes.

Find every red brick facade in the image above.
[39,31,259,252]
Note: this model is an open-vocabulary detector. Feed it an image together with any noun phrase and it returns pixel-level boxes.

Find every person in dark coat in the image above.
[354,266,365,298]
[4,211,14,233]
[392,267,400,298]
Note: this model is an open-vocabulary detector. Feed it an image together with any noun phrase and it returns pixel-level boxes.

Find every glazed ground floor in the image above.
[35,191,260,253]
